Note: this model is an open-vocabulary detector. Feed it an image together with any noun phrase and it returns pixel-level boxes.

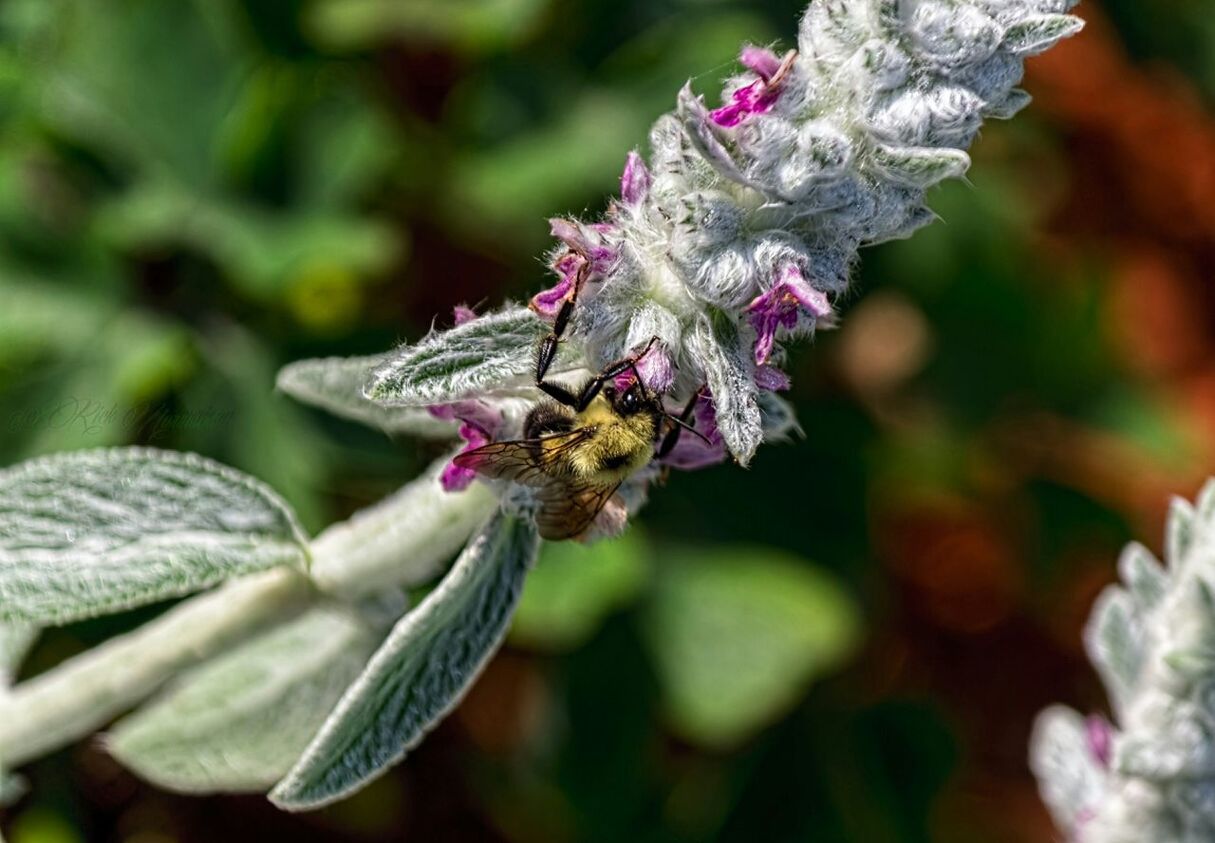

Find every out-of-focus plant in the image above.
[1033,481,1215,842]
[0,0,1079,816]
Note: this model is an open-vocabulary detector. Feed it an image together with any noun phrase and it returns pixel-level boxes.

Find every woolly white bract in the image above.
[1032,482,1215,842]
[424,0,1085,470]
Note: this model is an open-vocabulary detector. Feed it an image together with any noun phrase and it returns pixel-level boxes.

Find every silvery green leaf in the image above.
[365,306,549,406]
[1167,498,1197,570]
[689,313,762,466]
[277,353,458,438]
[1000,14,1084,56]
[676,85,767,196]
[1029,706,1105,832]
[1117,706,1215,780]
[108,604,385,794]
[869,144,971,188]
[1118,543,1167,613]
[270,512,538,810]
[0,625,36,685]
[309,461,499,599]
[0,770,25,808]
[983,88,1033,119]
[1085,589,1143,713]
[0,448,309,625]
[758,392,802,442]
[1197,479,1215,527]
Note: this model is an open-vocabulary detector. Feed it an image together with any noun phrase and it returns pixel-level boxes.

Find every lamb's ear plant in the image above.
[1032,481,1215,842]
[0,0,1080,812]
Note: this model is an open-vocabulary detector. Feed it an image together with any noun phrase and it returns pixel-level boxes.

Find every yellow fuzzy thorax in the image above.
[565,396,657,484]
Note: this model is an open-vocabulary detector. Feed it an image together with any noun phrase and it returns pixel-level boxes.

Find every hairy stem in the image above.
[0,475,497,768]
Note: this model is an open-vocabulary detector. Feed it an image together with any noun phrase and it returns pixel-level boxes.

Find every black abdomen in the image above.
[524,402,575,439]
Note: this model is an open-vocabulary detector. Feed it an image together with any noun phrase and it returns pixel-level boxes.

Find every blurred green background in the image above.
[3,0,1214,840]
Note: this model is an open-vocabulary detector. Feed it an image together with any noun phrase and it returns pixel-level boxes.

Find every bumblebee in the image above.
[454,292,702,540]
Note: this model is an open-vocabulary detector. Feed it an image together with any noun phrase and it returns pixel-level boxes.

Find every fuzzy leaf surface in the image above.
[271,512,538,810]
[0,448,309,624]
[365,306,550,406]
[277,353,460,437]
[689,313,762,465]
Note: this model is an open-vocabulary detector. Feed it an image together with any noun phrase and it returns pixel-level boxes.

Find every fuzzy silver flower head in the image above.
[1032,481,1215,843]
[526,0,1084,466]
[357,0,1082,538]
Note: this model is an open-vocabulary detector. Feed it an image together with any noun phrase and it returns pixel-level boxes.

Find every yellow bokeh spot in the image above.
[9,808,84,843]
[286,263,364,335]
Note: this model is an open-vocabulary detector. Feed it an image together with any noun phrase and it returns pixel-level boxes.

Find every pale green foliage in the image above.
[108,604,389,794]
[270,513,539,810]
[642,548,860,747]
[688,312,764,466]
[0,449,309,624]
[0,625,35,686]
[1032,480,1215,842]
[510,529,650,651]
[365,306,552,406]
[277,352,460,437]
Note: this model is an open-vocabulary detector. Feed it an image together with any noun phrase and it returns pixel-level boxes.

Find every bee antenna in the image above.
[664,413,713,446]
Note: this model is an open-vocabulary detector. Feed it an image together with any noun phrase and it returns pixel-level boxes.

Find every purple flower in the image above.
[754,363,791,392]
[529,271,575,318]
[429,400,503,492]
[661,394,728,471]
[612,340,676,394]
[1085,715,1113,769]
[620,151,652,207]
[530,219,617,319]
[452,304,477,326]
[739,44,783,79]
[745,264,832,365]
[710,46,797,127]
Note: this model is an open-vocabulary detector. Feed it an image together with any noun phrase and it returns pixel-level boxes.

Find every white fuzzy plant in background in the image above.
[1033,482,1215,843]
[0,0,1080,814]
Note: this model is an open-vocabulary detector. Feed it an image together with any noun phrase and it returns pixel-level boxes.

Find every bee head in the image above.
[609,381,646,416]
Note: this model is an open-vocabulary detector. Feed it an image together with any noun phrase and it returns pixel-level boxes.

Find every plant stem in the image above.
[0,475,497,769]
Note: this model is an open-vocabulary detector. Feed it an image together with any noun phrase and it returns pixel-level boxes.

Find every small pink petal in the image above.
[549,217,582,247]
[661,393,728,471]
[740,45,782,80]
[529,274,575,318]
[755,364,790,391]
[745,264,833,364]
[1085,715,1113,769]
[427,399,502,437]
[452,304,477,325]
[620,151,652,206]
[428,402,504,492]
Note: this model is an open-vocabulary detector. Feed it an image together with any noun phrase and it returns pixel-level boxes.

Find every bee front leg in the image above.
[535,299,582,408]
[574,335,663,411]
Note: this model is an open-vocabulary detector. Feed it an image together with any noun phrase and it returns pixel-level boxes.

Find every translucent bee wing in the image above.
[452,429,591,488]
[535,479,623,541]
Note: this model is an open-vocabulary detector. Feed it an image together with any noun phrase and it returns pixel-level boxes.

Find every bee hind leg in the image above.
[656,386,707,459]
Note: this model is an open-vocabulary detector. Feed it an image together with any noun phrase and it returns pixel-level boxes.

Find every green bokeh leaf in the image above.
[642,547,861,748]
[306,0,552,52]
[270,512,538,810]
[0,448,309,624]
[510,528,650,652]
